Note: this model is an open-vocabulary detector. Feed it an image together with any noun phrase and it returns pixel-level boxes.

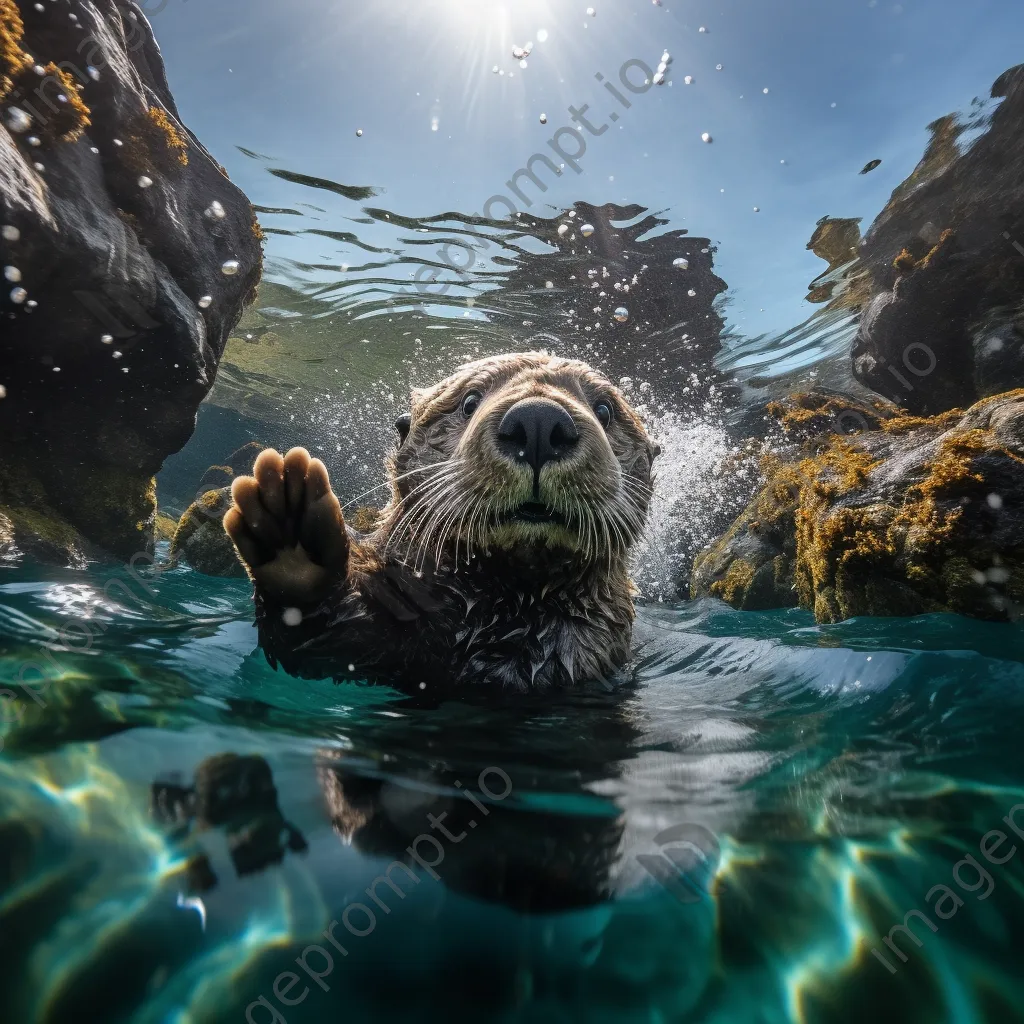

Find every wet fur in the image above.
[226,353,656,693]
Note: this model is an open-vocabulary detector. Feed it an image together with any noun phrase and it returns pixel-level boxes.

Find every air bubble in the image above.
[613,306,629,322]
[581,223,595,237]
[138,175,153,188]
[701,132,712,143]
[221,260,240,275]
[1,226,18,242]
[198,295,212,308]
[9,287,27,303]
[673,258,689,270]
[3,266,21,282]
[4,107,31,133]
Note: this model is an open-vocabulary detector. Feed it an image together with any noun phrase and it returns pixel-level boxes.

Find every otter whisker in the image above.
[384,471,466,561]
[341,462,455,512]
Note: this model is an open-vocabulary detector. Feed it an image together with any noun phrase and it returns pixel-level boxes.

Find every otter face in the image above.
[383,353,657,568]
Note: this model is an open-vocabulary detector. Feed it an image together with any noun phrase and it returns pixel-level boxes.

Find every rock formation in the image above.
[691,390,1024,623]
[850,65,1024,414]
[0,0,262,562]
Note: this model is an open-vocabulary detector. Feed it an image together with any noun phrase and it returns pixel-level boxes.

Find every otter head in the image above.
[381,353,658,570]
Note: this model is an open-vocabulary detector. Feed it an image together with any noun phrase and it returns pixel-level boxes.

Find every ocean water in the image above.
[6,0,1024,1021]
[2,553,1024,1023]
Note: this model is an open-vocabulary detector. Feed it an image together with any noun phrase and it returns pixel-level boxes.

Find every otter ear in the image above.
[395,413,412,446]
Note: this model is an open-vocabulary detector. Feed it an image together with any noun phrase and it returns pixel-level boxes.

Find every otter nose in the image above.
[497,399,579,472]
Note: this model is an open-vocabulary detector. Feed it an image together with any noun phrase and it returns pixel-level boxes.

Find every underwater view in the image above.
[3,0,1024,1021]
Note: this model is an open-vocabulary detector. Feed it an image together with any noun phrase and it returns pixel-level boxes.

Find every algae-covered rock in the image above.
[1,0,262,562]
[169,487,243,577]
[692,390,1024,623]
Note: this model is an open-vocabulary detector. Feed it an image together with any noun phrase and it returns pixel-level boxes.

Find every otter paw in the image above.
[224,447,349,604]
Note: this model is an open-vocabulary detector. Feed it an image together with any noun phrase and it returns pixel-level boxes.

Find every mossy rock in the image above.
[692,389,1024,623]
[154,513,178,543]
[170,488,245,578]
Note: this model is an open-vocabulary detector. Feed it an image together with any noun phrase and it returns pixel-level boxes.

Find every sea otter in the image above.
[224,352,658,692]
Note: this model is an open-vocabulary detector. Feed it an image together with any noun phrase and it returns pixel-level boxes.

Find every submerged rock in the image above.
[691,390,1024,623]
[169,486,243,577]
[0,0,262,562]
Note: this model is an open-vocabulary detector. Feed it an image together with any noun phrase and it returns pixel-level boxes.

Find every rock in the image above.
[850,65,1024,414]
[153,512,177,543]
[0,0,262,562]
[169,486,244,577]
[804,216,866,306]
[193,442,265,495]
[691,390,1024,623]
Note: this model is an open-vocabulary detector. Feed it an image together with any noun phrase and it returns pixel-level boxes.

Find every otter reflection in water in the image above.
[224,352,659,692]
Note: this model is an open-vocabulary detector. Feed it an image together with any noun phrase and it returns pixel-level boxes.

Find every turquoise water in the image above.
[3,553,1024,1023]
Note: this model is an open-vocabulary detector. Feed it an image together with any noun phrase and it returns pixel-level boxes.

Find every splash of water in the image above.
[626,383,761,601]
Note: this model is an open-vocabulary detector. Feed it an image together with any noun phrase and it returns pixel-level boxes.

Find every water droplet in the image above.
[431,116,439,131]
[715,63,723,71]
[10,287,27,303]
[33,162,44,172]
[753,206,760,212]
[613,306,629,322]
[763,87,770,94]
[672,257,689,270]
[662,51,671,63]
[0,225,17,242]
[545,281,554,289]
[3,266,21,283]
[512,46,526,59]
[137,175,153,188]
[519,59,528,69]
[687,288,697,297]
[653,72,665,85]
[830,102,837,108]
[27,136,40,147]
[581,223,595,237]
[282,607,303,627]
[198,295,212,308]
[33,3,43,10]
[657,62,668,74]
[683,75,693,85]
[557,224,569,236]
[113,138,123,146]
[701,132,712,143]
[539,113,548,124]
[100,333,113,344]
[87,65,100,80]
[356,128,363,136]
[112,350,123,359]
[698,25,707,33]
[537,29,548,42]
[586,6,596,15]
[25,299,36,309]
[205,200,226,220]
[492,65,499,73]
[221,260,240,275]
[4,107,31,133]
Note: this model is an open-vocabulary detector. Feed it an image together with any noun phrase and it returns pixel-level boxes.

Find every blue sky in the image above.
[147,0,1024,341]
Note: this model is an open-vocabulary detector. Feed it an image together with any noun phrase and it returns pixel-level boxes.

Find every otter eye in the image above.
[462,390,483,417]
[593,401,613,429]
[394,413,411,445]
